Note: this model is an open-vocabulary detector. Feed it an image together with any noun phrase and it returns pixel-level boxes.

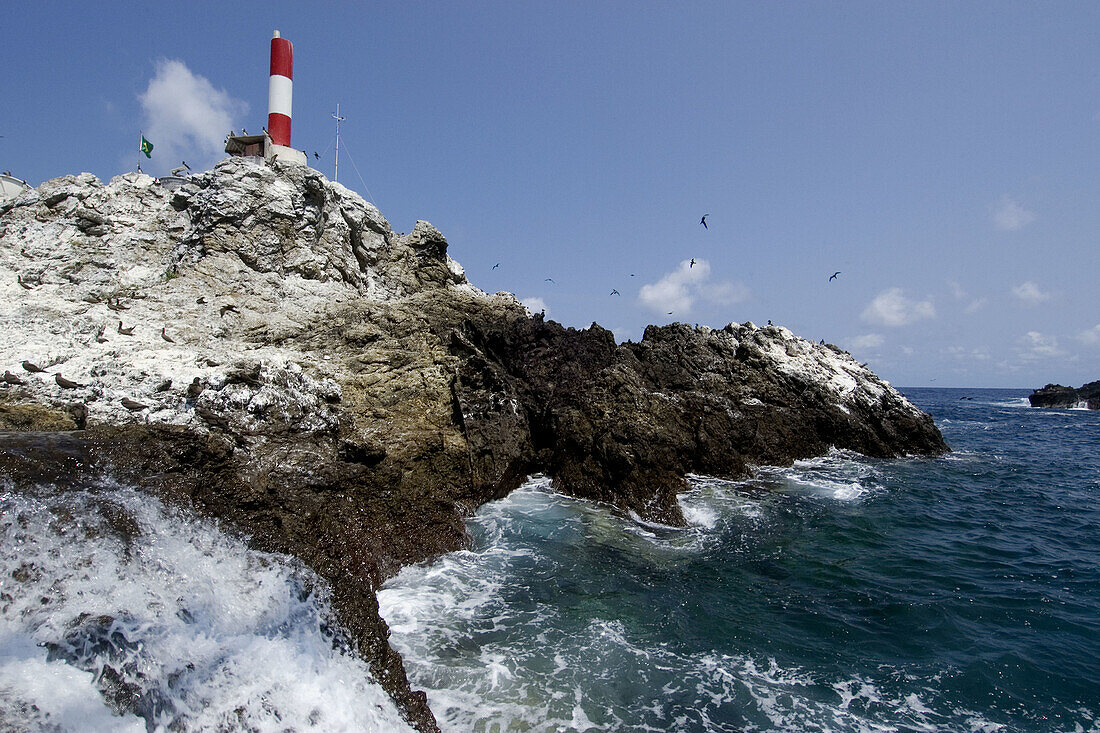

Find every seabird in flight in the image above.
[313,151,320,160]
[544,278,555,283]
[492,263,500,270]
[610,289,620,296]
[690,258,696,268]
[829,271,841,281]
[700,214,709,229]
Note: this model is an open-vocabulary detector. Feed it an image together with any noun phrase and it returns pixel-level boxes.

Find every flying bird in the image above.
[610,289,620,296]
[22,361,47,373]
[690,258,696,268]
[54,373,85,389]
[181,160,190,171]
[121,397,149,411]
[117,321,135,335]
[313,151,320,160]
[829,271,841,282]
[700,214,709,229]
[544,278,555,283]
[492,263,500,270]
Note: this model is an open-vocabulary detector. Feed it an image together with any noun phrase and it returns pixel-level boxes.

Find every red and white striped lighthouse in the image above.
[267,30,293,147]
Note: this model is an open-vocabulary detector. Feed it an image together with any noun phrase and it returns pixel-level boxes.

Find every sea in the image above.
[2,388,1098,732]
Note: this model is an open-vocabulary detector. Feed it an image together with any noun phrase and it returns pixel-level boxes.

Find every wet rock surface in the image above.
[1,158,947,731]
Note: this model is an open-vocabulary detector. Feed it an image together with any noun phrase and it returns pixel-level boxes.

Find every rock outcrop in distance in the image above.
[1028,381,1100,409]
[0,158,948,731]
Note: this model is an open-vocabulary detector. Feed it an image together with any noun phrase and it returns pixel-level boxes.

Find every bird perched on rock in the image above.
[220,304,239,317]
[121,397,148,411]
[3,371,24,385]
[95,325,108,343]
[118,321,135,335]
[107,299,129,311]
[54,373,85,389]
[17,275,35,290]
[186,377,205,400]
[22,361,47,373]
[196,296,207,304]
[154,379,172,392]
[161,327,175,343]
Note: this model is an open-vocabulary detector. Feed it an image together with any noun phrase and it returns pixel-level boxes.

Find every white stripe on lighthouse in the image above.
[268,74,293,118]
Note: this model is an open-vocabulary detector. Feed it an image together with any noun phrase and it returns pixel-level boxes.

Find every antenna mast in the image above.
[332,104,345,183]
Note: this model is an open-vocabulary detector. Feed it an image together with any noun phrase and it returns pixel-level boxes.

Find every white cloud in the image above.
[1078,324,1100,345]
[520,296,548,316]
[139,59,248,174]
[964,297,988,314]
[860,288,935,327]
[993,195,1035,231]
[637,259,749,315]
[948,280,987,313]
[1017,331,1064,360]
[847,333,884,350]
[1011,281,1051,305]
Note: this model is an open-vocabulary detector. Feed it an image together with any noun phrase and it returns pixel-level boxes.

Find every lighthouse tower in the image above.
[225,30,306,166]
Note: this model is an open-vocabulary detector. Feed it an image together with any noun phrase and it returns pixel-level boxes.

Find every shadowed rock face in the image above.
[1029,381,1100,410]
[0,158,947,732]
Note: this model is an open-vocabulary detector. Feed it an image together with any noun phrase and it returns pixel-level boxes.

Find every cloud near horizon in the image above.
[139,59,248,174]
[993,195,1036,231]
[638,259,750,315]
[847,333,884,351]
[861,288,935,327]
[520,296,549,317]
[1077,324,1100,345]
[1017,331,1064,360]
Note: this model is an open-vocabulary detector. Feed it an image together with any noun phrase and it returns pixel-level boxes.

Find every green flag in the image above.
[140,135,154,158]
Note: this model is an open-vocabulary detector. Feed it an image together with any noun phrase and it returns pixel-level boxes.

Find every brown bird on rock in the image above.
[3,370,24,385]
[121,397,148,411]
[54,374,86,389]
[118,321,135,335]
[161,327,175,343]
[22,361,47,373]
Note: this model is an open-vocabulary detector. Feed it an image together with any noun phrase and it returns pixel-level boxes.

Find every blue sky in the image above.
[3,2,1097,388]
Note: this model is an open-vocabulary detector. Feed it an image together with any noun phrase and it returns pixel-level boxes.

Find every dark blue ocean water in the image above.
[379,388,1100,732]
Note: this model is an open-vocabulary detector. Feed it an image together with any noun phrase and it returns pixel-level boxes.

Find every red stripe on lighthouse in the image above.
[268,33,294,147]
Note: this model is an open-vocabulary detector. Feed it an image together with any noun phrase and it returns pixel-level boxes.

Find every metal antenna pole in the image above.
[332,104,345,183]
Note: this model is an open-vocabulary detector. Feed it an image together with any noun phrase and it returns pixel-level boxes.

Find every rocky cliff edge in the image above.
[0,157,948,731]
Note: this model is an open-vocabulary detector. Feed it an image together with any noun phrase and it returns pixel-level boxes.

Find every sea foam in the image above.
[0,481,413,732]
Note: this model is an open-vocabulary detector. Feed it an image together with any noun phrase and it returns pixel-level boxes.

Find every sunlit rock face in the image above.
[1,157,946,732]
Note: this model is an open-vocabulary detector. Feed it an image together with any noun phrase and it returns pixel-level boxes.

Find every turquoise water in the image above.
[378,389,1100,732]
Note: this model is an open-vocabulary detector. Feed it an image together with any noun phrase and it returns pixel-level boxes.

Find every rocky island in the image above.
[1028,381,1100,410]
[0,158,948,731]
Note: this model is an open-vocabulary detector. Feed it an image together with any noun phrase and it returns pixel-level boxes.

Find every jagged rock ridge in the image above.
[1029,381,1100,409]
[0,158,948,731]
